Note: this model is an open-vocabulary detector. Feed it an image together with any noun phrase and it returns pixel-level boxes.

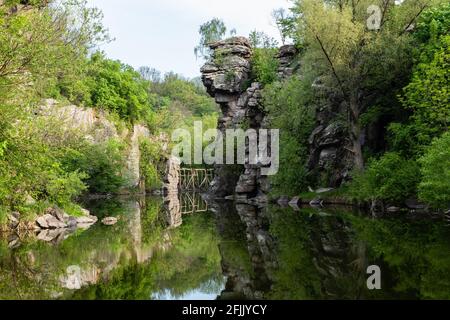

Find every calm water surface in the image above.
[1,194,449,300]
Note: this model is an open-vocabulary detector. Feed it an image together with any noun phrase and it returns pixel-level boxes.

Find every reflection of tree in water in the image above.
[267,206,450,300]
[2,195,450,300]
[266,206,369,299]
[213,202,450,300]
[0,195,225,300]
[71,207,225,300]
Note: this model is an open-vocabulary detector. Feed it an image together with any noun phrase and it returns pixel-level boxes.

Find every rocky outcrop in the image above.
[277,45,298,80]
[307,104,353,186]
[164,156,181,194]
[201,38,252,198]
[38,99,119,143]
[38,99,169,192]
[102,217,118,226]
[201,39,298,201]
[126,124,150,188]
[35,207,98,233]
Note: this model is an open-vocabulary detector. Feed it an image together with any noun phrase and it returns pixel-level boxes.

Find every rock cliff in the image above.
[38,99,159,191]
[201,37,357,197]
[201,38,298,201]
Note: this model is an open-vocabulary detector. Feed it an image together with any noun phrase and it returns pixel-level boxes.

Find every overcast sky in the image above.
[87,0,292,79]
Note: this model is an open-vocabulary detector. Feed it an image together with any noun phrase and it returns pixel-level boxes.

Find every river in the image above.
[0,194,449,300]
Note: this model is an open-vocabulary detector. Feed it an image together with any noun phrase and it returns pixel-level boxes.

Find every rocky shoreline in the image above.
[0,206,124,248]
[219,191,449,219]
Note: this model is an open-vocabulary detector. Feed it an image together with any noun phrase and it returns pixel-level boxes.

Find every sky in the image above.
[87,0,292,79]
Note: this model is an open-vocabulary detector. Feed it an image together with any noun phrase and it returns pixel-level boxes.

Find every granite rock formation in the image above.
[202,37,358,195]
[201,38,298,200]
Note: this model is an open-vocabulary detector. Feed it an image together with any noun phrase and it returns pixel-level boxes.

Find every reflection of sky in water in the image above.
[152,277,227,300]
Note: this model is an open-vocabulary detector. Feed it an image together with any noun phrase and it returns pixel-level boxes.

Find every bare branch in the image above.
[313,33,347,99]
[400,3,428,35]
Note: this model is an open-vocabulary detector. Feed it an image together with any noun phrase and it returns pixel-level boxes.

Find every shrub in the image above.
[62,139,130,194]
[418,132,450,209]
[348,153,421,204]
[252,48,279,85]
[263,76,315,195]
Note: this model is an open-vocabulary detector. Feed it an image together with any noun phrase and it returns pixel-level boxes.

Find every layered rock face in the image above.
[202,37,355,193]
[201,38,298,200]
[201,37,253,198]
[307,89,353,186]
[38,99,162,190]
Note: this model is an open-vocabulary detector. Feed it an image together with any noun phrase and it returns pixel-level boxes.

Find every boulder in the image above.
[277,196,290,206]
[46,215,67,229]
[8,212,20,229]
[310,198,324,207]
[289,197,302,206]
[67,217,78,228]
[45,207,65,222]
[101,217,118,226]
[386,206,401,213]
[405,199,427,210]
[315,188,334,194]
[76,216,98,225]
[36,214,51,229]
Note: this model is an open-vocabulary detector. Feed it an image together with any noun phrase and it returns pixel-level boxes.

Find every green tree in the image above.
[264,76,315,195]
[75,53,152,122]
[289,0,441,170]
[348,152,421,204]
[418,132,450,209]
[389,4,450,156]
[0,0,109,101]
[194,18,238,60]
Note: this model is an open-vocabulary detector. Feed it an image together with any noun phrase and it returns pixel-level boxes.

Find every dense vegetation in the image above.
[0,0,218,224]
[257,0,449,210]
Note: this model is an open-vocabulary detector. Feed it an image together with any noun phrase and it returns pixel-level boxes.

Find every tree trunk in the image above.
[349,95,364,170]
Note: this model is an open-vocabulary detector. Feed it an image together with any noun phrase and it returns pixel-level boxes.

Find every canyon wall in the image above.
[201,37,357,199]
[201,38,297,201]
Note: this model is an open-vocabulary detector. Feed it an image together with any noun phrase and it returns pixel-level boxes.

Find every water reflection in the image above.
[1,195,450,300]
[221,204,450,300]
[0,194,225,300]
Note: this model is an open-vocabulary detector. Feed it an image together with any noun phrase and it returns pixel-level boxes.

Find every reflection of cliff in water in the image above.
[213,200,450,300]
[212,202,371,299]
[0,194,223,300]
[2,193,450,300]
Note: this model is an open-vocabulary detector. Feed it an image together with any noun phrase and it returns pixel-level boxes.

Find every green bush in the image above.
[348,153,421,204]
[263,76,315,195]
[418,132,450,209]
[62,139,129,194]
[251,48,279,85]
[0,106,88,211]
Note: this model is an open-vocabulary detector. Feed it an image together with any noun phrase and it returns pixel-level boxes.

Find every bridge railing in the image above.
[179,168,214,191]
